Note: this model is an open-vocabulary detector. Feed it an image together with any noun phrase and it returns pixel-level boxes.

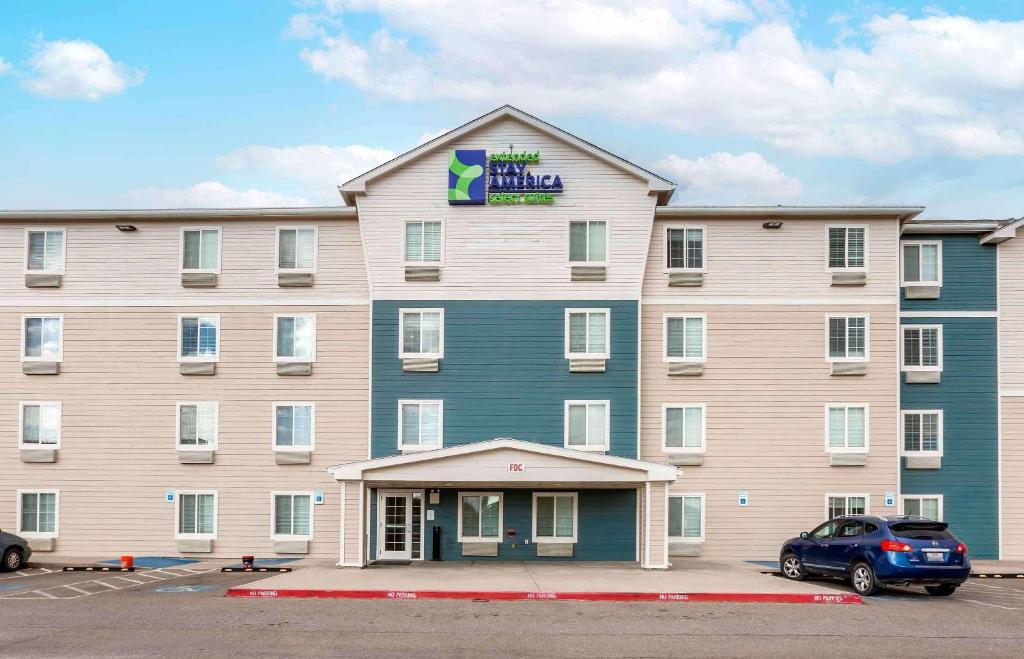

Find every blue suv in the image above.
[779,515,970,596]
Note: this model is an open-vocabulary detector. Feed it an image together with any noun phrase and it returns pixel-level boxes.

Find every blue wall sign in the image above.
[166,489,175,503]
[314,491,325,505]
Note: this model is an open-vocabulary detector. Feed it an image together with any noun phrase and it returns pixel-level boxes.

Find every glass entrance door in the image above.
[379,492,413,560]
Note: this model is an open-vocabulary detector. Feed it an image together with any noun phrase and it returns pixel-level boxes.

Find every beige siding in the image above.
[641,305,899,560]
[643,217,899,300]
[999,237,1024,391]
[647,482,668,568]
[0,306,368,559]
[357,116,657,300]
[340,481,363,565]
[0,219,368,303]
[1002,397,1024,560]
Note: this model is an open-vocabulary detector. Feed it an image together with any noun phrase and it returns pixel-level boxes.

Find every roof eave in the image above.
[0,207,358,221]
[980,218,1024,244]
[654,206,924,221]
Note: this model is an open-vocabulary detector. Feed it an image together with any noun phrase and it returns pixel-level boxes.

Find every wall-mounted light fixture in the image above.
[115,224,137,232]
[762,221,783,229]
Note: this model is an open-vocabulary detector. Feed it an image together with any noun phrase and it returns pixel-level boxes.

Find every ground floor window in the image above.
[18,490,58,537]
[273,493,313,539]
[458,492,502,542]
[176,491,217,538]
[901,495,942,521]
[827,494,868,519]
[533,492,578,543]
[668,494,704,542]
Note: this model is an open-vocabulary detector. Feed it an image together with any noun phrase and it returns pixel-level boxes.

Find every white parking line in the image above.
[0,567,55,581]
[0,567,217,600]
[32,589,59,599]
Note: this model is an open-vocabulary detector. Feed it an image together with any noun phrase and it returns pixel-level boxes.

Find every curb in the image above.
[225,588,861,604]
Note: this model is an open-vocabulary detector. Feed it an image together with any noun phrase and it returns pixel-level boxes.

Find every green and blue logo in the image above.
[448,149,486,205]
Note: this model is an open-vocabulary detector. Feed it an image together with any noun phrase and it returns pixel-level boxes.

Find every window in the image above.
[277,227,317,272]
[663,314,705,362]
[18,490,58,538]
[809,521,838,540]
[903,410,943,456]
[19,402,61,449]
[826,405,868,453]
[836,520,865,537]
[662,404,705,453]
[901,495,943,521]
[668,494,704,542]
[176,402,218,450]
[274,403,315,451]
[827,494,868,519]
[458,492,502,542]
[22,314,63,362]
[902,325,942,371]
[178,315,220,362]
[180,228,220,272]
[827,315,869,361]
[272,492,313,539]
[405,220,443,264]
[25,228,65,273]
[827,227,867,270]
[665,225,705,271]
[565,309,610,359]
[902,241,941,286]
[175,491,217,538]
[533,492,578,543]
[399,400,442,451]
[569,220,607,264]
[275,315,316,362]
[399,309,444,359]
[564,401,609,451]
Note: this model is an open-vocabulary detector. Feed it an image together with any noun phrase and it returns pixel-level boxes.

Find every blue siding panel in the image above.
[901,234,997,311]
[371,300,639,459]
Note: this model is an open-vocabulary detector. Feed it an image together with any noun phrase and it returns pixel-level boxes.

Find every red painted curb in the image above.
[225,588,861,604]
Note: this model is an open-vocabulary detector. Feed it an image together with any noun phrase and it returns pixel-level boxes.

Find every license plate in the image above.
[924,552,945,563]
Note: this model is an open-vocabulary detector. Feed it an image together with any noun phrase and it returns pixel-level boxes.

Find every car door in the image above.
[827,520,865,571]
[802,521,838,572]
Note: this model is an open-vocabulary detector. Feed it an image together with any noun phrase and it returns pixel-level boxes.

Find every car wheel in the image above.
[2,548,23,572]
[925,584,958,597]
[780,553,807,581]
[850,562,880,596]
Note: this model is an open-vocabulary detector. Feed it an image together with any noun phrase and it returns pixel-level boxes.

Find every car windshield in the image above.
[889,522,954,541]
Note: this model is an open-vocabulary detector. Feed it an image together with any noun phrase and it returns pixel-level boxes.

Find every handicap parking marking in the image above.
[0,566,218,600]
[0,567,56,581]
[153,584,218,593]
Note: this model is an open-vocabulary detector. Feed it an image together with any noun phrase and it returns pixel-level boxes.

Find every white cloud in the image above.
[290,3,1024,161]
[0,57,11,75]
[23,39,144,101]
[216,143,396,189]
[122,181,310,208]
[417,128,450,145]
[653,151,802,203]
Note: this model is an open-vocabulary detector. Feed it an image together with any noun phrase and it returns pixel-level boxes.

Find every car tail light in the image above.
[956,543,967,554]
[881,539,913,552]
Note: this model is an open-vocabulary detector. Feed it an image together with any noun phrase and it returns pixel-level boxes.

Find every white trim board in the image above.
[642,296,898,306]
[0,297,371,307]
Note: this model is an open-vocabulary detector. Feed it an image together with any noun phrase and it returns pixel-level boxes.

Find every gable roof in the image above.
[339,105,677,205]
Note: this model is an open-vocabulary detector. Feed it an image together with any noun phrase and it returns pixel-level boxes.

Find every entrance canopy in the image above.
[328,438,678,487]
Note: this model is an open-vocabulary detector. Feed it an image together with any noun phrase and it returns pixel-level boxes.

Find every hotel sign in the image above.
[448,149,563,206]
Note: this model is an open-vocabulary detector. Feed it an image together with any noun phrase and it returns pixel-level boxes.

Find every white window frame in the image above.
[825,225,869,272]
[398,308,445,359]
[532,492,579,544]
[567,220,608,266]
[457,491,503,543]
[174,490,218,540]
[16,489,60,539]
[825,493,870,518]
[397,399,443,452]
[662,313,706,363]
[272,402,316,453]
[18,401,62,450]
[177,314,221,363]
[901,324,943,372]
[901,240,943,287]
[273,313,317,363]
[664,224,707,273]
[21,314,64,363]
[899,494,944,521]
[564,308,611,360]
[661,403,706,454]
[270,491,315,541]
[175,401,219,451]
[825,314,870,362]
[403,220,445,266]
[824,404,870,454]
[563,400,610,452]
[179,226,222,274]
[24,227,66,274]
[668,493,705,543]
[901,409,944,457]
[275,225,319,273]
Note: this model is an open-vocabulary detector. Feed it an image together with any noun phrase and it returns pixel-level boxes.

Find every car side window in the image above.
[863,522,878,534]
[838,521,865,537]
[810,522,838,539]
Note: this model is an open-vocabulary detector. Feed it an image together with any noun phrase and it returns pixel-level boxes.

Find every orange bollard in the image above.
[120,555,134,569]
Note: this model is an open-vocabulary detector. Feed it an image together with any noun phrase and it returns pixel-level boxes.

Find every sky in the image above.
[2,0,1024,219]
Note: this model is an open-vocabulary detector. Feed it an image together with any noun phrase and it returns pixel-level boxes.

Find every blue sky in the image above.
[2,0,1023,218]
